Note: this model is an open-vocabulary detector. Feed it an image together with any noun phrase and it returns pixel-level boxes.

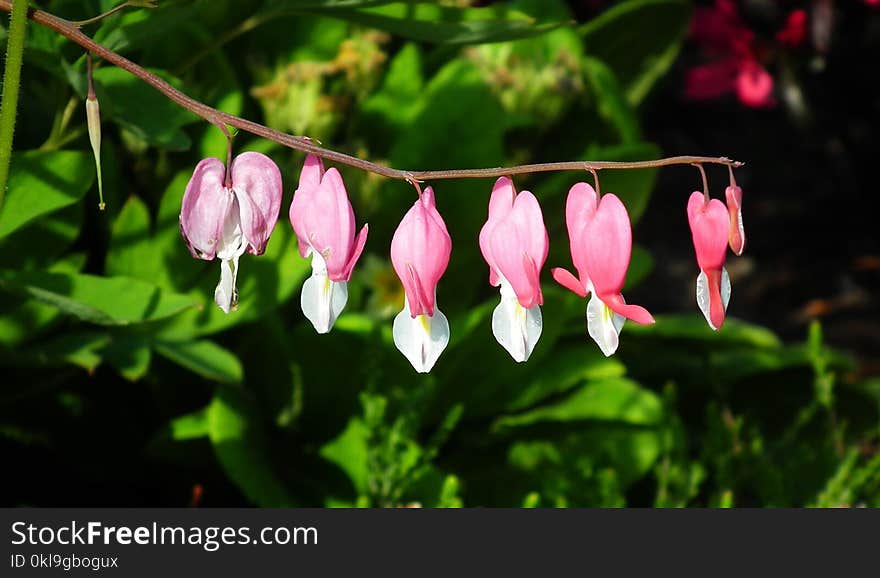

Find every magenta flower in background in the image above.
[552,183,654,357]
[685,0,774,108]
[479,177,549,362]
[687,191,732,330]
[390,187,452,373]
[180,151,282,313]
[289,155,369,334]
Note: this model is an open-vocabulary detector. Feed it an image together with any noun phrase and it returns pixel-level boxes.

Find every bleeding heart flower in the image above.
[687,191,732,330]
[725,183,745,255]
[390,187,452,373]
[479,177,549,362]
[289,155,369,333]
[180,152,282,314]
[552,183,654,356]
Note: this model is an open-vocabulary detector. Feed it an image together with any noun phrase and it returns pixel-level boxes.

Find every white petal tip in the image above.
[491,291,542,363]
[301,271,348,335]
[586,294,624,357]
[393,301,449,373]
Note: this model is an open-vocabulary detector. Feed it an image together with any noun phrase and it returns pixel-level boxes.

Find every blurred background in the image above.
[1,0,878,507]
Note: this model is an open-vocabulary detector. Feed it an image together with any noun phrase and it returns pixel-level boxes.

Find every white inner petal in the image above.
[491,278,542,363]
[721,266,731,311]
[696,269,730,331]
[392,295,450,374]
[586,293,625,357]
[214,197,248,314]
[301,250,348,334]
[696,270,712,329]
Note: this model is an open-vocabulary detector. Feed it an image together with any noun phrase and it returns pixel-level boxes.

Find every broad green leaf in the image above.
[324,3,566,45]
[358,43,424,136]
[155,340,243,384]
[625,314,782,348]
[580,0,691,105]
[319,417,369,494]
[104,336,153,381]
[169,407,210,441]
[92,67,198,150]
[0,270,198,326]
[583,56,640,143]
[2,330,110,372]
[496,377,663,429]
[94,2,203,54]
[261,0,400,13]
[0,151,94,239]
[106,196,160,282]
[208,387,294,506]
[0,204,84,270]
[505,346,626,412]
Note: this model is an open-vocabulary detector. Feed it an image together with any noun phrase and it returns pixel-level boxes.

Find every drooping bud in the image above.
[86,54,105,211]
[725,167,745,255]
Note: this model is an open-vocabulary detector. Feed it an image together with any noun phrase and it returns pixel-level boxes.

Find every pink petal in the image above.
[565,182,598,286]
[687,191,729,271]
[603,293,655,326]
[552,267,587,298]
[390,187,451,317]
[231,152,283,255]
[479,177,516,286]
[704,267,728,330]
[583,194,632,296]
[342,224,369,282]
[300,154,325,191]
[487,190,548,308]
[180,158,233,260]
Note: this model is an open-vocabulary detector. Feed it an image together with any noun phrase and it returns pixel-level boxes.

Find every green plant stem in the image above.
[0,0,29,208]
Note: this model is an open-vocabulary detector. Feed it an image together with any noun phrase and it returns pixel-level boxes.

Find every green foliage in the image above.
[0,0,876,509]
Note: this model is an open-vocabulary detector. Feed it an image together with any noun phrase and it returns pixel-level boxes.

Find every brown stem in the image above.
[4,1,745,183]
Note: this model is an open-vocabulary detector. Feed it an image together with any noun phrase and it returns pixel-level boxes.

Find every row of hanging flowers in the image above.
[179,152,745,373]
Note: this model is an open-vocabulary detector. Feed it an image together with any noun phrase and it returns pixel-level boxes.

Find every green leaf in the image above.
[92,67,198,150]
[0,270,198,326]
[155,339,243,384]
[580,0,691,105]
[0,151,94,239]
[319,417,370,494]
[505,346,626,412]
[496,377,663,429]
[583,56,640,143]
[261,0,400,12]
[208,387,294,506]
[3,330,110,372]
[104,336,153,381]
[169,407,210,441]
[106,195,160,281]
[323,3,566,45]
[625,315,783,348]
